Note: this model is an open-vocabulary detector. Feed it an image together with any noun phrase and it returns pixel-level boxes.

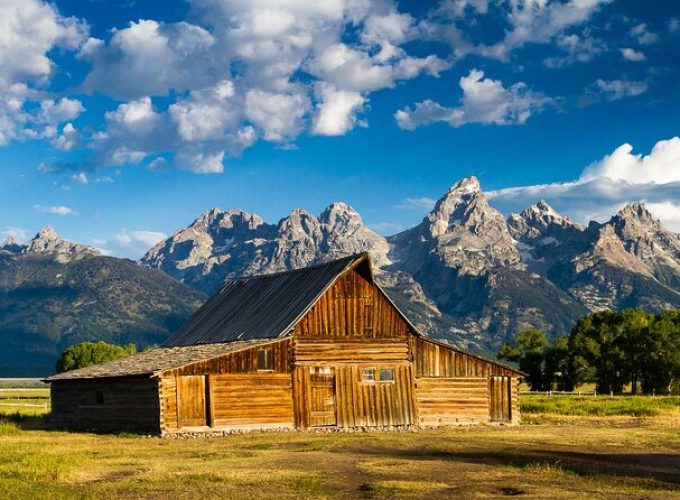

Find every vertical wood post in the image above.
[205,374,214,428]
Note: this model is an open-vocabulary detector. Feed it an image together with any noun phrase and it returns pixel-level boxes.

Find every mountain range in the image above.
[0,228,205,375]
[3,176,680,375]
[141,176,680,350]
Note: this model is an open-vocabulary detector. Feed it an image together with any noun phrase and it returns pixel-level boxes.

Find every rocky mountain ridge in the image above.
[6,176,680,373]
[141,202,391,293]
[2,225,100,261]
[141,176,680,352]
[0,228,205,376]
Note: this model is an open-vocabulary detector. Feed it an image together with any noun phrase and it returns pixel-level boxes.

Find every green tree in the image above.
[640,311,680,394]
[499,329,549,390]
[620,307,653,394]
[569,310,628,394]
[56,341,136,373]
[544,336,574,391]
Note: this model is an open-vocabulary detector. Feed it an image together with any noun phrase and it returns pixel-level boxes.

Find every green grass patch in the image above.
[0,412,49,429]
[521,395,680,417]
[288,474,328,496]
[523,461,579,478]
[0,422,20,436]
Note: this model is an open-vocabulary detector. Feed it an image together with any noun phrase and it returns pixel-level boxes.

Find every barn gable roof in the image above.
[46,253,523,381]
[163,253,394,346]
[45,339,280,381]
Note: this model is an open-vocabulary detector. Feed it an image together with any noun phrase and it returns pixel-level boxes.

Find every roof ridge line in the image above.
[219,253,367,285]
[273,253,370,338]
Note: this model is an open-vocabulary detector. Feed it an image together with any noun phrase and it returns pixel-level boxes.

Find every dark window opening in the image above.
[95,391,104,404]
[363,304,374,336]
[257,347,274,371]
[379,369,394,382]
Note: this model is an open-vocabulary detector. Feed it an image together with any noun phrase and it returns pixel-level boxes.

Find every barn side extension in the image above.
[46,253,524,434]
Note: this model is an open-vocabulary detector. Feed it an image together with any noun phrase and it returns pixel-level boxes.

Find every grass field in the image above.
[522,394,680,417]
[0,395,679,499]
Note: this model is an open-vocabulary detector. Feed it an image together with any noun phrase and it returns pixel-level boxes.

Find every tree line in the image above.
[498,308,680,395]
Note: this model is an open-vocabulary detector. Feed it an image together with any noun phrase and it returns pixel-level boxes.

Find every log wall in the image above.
[50,377,160,432]
[159,340,294,433]
[294,270,410,339]
[413,337,519,378]
[414,377,490,426]
[210,373,294,428]
[294,338,409,363]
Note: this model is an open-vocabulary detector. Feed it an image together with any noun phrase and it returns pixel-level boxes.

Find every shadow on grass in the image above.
[347,446,680,487]
[0,412,158,436]
[0,412,50,430]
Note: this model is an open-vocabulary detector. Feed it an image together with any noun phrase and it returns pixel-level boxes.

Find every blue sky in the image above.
[1,0,679,257]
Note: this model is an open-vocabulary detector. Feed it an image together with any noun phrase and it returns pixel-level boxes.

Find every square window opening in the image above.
[361,369,375,382]
[257,347,274,371]
[379,369,394,382]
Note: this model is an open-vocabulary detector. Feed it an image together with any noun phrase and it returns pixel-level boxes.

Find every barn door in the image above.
[177,375,207,427]
[308,367,336,427]
[489,376,512,423]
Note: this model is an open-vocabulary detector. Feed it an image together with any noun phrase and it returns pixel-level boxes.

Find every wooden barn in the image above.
[46,253,523,434]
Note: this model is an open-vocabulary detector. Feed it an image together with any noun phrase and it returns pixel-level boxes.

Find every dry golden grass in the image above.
[0,412,679,499]
[0,395,679,498]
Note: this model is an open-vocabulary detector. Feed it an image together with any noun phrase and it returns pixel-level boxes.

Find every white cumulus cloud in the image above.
[395,69,551,130]
[488,137,680,231]
[80,20,217,99]
[620,47,646,62]
[95,229,167,259]
[0,0,87,146]
[585,79,648,102]
[475,0,613,59]
[312,83,366,136]
[580,138,680,185]
[70,0,451,172]
[397,197,437,210]
[34,205,75,216]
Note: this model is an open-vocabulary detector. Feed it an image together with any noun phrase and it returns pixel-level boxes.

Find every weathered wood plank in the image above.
[412,337,519,378]
[293,270,411,339]
[50,377,161,432]
[414,377,491,426]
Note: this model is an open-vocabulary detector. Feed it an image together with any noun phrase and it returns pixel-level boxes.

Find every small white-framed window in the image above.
[361,368,395,383]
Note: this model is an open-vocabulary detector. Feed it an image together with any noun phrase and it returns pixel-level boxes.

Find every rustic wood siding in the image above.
[210,373,294,428]
[511,376,520,424]
[293,363,415,429]
[413,337,518,378]
[415,377,490,426]
[50,377,160,433]
[294,339,409,363]
[176,375,207,427]
[159,375,178,430]
[293,270,410,339]
[162,373,294,432]
[159,340,294,432]
[167,339,292,377]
